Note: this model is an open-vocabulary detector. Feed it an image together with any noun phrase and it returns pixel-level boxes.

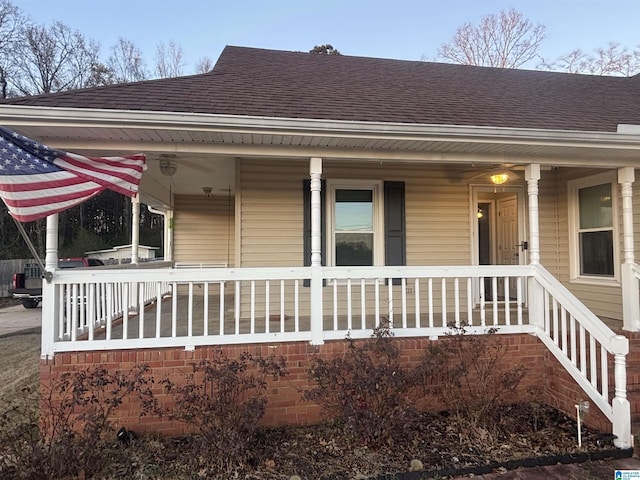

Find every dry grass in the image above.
[0,329,40,405]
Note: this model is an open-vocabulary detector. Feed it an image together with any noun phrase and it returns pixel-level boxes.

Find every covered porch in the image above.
[32,153,640,448]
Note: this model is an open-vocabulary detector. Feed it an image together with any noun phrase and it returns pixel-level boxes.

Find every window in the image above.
[569,173,618,281]
[328,182,382,266]
[303,179,405,271]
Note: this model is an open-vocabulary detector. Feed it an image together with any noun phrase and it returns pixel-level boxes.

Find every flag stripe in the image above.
[56,153,145,195]
[0,171,92,189]
[1,183,102,206]
[8,190,104,222]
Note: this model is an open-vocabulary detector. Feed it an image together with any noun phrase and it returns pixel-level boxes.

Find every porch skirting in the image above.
[39,334,612,437]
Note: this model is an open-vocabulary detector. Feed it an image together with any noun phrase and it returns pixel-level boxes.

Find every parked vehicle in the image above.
[9,258,105,309]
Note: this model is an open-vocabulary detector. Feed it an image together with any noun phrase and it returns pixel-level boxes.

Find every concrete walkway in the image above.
[0,303,41,336]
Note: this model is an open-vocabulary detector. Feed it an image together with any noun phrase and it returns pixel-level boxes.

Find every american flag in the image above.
[0,126,146,222]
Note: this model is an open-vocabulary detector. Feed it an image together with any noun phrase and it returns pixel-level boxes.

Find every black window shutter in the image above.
[303,179,325,286]
[384,181,406,284]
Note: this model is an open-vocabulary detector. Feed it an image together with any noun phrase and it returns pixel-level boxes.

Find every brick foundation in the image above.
[39,333,614,436]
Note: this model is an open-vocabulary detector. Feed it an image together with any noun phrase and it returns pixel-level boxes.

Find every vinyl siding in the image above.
[233,159,634,321]
[238,159,473,268]
[537,167,625,320]
[173,194,235,267]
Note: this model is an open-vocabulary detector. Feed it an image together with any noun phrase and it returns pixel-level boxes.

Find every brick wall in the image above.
[39,333,614,436]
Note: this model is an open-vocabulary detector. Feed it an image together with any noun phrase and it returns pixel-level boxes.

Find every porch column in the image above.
[41,213,59,359]
[525,164,544,328]
[619,167,639,331]
[525,164,541,265]
[131,194,140,265]
[309,157,324,345]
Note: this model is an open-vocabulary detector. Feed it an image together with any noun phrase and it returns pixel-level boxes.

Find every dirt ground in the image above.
[0,299,40,404]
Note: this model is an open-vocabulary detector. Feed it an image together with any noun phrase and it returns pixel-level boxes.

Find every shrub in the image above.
[304,323,426,447]
[160,350,288,474]
[423,324,528,439]
[0,365,156,479]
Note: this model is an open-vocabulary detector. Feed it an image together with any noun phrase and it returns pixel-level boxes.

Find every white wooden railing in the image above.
[41,263,631,448]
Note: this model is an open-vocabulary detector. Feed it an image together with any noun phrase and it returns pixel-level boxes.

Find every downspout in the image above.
[147,205,173,263]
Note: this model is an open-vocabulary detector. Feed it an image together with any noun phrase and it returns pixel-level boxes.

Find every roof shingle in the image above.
[2,45,639,133]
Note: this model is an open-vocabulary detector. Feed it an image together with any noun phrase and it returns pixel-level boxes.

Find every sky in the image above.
[14,0,640,73]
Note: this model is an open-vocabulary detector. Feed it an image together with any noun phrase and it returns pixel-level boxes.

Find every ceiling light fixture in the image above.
[159,155,177,176]
[202,186,212,197]
[489,172,510,185]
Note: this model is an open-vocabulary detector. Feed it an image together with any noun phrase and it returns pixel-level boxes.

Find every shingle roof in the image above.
[2,45,640,133]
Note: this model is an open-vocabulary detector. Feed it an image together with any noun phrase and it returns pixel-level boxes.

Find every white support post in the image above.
[525,164,544,327]
[619,167,639,331]
[309,157,324,345]
[525,164,541,265]
[41,214,59,359]
[611,334,632,448]
[165,209,174,262]
[131,194,140,265]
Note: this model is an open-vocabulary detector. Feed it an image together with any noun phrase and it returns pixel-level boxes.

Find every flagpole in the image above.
[12,216,52,282]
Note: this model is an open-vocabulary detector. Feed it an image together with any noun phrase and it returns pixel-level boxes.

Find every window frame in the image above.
[326,179,384,267]
[568,172,620,285]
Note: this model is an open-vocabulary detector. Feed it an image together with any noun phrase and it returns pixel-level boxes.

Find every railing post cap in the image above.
[612,334,630,355]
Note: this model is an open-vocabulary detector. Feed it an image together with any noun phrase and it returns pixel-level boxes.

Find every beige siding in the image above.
[538,167,624,320]
[173,194,235,267]
[238,159,473,268]
[234,159,633,321]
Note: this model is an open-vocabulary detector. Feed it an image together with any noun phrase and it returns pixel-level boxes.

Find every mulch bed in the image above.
[102,402,631,479]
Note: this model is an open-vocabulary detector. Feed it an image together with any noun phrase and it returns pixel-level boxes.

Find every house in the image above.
[1,46,640,445]
[85,244,159,265]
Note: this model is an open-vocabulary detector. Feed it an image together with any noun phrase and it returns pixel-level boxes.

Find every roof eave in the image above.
[0,104,638,156]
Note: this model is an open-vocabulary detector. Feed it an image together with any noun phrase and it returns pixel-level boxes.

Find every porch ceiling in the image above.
[0,106,639,208]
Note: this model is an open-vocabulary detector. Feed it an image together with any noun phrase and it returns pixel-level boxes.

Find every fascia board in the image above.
[0,105,639,151]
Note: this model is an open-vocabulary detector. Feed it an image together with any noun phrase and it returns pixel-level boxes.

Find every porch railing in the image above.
[41,263,631,448]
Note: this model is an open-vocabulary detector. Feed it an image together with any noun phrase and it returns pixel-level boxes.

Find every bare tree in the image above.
[107,37,148,83]
[542,42,640,76]
[310,44,341,55]
[0,0,27,98]
[437,9,545,68]
[154,40,185,78]
[13,21,101,95]
[194,56,214,73]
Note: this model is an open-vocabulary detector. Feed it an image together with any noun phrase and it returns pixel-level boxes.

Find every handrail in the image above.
[532,264,630,448]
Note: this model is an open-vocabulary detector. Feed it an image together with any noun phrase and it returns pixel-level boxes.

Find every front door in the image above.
[473,186,526,303]
[496,196,519,298]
